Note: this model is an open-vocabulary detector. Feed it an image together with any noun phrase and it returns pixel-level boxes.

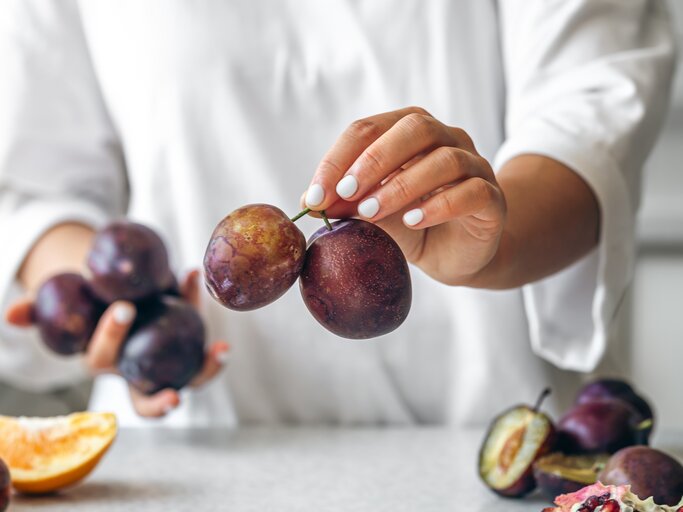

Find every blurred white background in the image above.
[630,0,683,431]
[0,1,680,427]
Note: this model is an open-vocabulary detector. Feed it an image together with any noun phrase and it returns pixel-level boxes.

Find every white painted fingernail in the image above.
[305,183,325,207]
[216,350,231,365]
[113,303,135,324]
[403,208,424,226]
[336,175,358,199]
[358,197,380,219]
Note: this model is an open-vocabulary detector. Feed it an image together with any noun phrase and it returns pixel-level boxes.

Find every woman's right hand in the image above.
[4,269,229,418]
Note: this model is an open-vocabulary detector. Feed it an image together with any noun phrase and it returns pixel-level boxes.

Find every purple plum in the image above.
[557,400,649,455]
[299,219,411,339]
[576,378,654,423]
[34,273,104,355]
[203,204,306,311]
[0,457,9,511]
[118,296,205,395]
[599,446,683,506]
[87,221,175,303]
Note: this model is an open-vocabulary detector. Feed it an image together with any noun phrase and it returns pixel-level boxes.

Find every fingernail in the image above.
[216,349,231,365]
[403,208,424,226]
[336,175,358,199]
[305,183,325,207]
[113,303,135,324]
[358,197,380,219]
[162,404,175,415]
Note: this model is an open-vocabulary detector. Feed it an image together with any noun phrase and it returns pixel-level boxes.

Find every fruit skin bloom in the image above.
[0,1,675,427]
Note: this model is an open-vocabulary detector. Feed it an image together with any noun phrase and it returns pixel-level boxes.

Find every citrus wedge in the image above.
[0,411,117,494]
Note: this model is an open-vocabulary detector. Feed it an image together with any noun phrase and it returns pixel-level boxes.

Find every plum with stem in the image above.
[204,204,306,311]
[479,389,556,498]
[299,218,411,339]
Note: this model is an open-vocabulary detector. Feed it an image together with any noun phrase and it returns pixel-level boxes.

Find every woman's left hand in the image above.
[304,106,507,286]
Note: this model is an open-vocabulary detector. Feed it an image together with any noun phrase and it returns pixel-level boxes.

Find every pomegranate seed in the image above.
[583,495,601,509]
[676,507,683,512]
[580,493,614,512]
[600,499,621,512]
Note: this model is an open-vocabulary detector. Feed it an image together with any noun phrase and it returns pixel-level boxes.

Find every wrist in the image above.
[19,222,96,293]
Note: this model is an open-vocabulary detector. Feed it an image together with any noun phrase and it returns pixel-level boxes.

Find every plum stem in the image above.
[533,388,552,413]
[636,418,653,432]
[290,208,311,222]
[320,210,333,231]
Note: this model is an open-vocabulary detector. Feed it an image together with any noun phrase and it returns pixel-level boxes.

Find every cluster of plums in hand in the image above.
[33,221,205,395]
[479,378,683,508]
[203,204,412,339]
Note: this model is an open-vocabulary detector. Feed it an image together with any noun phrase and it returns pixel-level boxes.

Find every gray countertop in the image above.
[10,428,683,512]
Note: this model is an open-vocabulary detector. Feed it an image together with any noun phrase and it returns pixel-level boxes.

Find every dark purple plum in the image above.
[299,219,411,339]
[557,400,649,455]
[118,296,205,395]
[34,273,104,355]
[204,204,306,311]
[576,378,654,424]
[599,446,683,506]
[87,221,175,303]
[0,457,8,511]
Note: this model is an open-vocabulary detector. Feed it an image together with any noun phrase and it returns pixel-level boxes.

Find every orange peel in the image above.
[0,411,117,494]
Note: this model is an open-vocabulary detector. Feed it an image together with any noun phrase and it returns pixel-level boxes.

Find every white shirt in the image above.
[0,0,675,427]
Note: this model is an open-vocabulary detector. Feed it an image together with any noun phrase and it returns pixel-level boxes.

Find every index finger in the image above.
[305,106,431,211]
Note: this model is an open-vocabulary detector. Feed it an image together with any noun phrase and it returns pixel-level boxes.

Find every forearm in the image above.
[466,154,600,289]
[18,223,96,293]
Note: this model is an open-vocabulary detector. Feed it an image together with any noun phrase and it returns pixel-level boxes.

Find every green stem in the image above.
[533,388,552,413]
[321,210,333,231]
[290,208,311,223]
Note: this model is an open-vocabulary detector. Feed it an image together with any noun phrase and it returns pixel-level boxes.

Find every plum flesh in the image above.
[204,204,306,311]
[34,273,104,355]
[118,296,205,395]
[299,219,411,339]
[533,452,608,501]
[87,221,174,303]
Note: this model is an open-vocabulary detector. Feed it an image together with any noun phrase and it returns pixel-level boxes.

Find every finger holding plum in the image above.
[303,106,506,285]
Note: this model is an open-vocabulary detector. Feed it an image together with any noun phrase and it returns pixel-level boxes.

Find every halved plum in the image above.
[533,452,608,501]
[479,389,555,498]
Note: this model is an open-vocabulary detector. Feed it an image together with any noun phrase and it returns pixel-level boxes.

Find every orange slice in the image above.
[0,411,117,494]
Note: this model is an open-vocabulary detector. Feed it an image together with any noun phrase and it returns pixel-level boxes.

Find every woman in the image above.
[0,0,675,426]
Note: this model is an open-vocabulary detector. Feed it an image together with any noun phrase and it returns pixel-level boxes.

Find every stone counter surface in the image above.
[10,428,683,512]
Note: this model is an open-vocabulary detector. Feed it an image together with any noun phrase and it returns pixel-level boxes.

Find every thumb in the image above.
[4,299,35,327]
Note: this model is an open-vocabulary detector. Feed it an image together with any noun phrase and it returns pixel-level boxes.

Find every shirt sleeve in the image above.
[494,0,676,371]
[0,0,127,391]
